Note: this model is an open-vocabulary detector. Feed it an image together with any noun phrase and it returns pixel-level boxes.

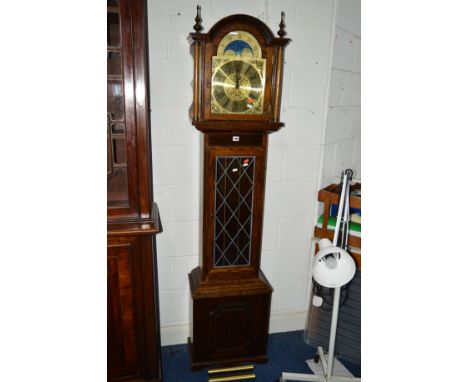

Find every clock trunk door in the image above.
[202,133,267,279]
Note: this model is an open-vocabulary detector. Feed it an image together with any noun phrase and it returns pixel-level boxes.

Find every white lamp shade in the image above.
[318,238,333,250]
[312,244,356,288]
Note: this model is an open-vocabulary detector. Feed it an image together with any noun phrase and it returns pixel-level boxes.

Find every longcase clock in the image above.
[188,7,290,370]
[107,0,162,380]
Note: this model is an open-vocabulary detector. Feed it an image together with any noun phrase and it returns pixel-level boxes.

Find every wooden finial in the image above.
[278,11,286,38]
[193,5,203,33]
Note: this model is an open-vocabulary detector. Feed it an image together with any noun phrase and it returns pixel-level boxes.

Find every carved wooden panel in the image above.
[209,302,252,353]
[107,242,138,379]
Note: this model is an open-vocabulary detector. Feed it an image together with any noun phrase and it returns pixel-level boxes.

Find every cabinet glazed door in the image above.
[107,238,139,379]
[107,0,139,217]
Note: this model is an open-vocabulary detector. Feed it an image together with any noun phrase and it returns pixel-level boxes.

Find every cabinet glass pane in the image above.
[214,156,255,267]
[107,119,128,207]
[108,168,129,208]
[107,12,121,48]
[107,0,129,209]
[108,51,122,76]
[108,123,113,176]
[112,138,127,164]
[107,80,124,121]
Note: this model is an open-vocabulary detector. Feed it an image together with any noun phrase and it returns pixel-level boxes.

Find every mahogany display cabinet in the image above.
[107,0,162,380]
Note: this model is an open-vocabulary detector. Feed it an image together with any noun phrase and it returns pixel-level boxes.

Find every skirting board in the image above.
[160,311,307,346]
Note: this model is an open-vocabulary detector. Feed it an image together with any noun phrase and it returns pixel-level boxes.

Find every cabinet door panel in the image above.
[107,0,141,217]
[107,241,138,378]
[192,293,271,363]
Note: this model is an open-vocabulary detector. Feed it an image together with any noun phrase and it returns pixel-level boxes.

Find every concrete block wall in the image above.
[147,0,359,345]
[320,0,361,187]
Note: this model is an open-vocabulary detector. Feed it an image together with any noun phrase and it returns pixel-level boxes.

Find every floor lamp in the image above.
[280,170,360,382]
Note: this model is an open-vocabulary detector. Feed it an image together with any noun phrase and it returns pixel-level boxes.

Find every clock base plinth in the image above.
[188,338,268,371]
[188,266,273,370]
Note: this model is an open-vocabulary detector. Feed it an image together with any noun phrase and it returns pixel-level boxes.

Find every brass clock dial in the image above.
[211,31,265,115]
[212,59,264,114]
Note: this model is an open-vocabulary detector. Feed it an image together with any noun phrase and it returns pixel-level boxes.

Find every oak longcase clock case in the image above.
[188,8,290,370]
[107,0,162,381]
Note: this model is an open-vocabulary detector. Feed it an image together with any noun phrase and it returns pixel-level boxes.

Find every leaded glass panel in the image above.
[214,156,255,267]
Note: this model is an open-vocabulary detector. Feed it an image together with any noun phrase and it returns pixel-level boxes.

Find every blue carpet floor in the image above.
[161,330,361,381]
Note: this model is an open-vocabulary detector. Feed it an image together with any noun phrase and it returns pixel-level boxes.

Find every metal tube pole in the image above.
[342,184,350,250]
[318,346,328,375]
[333,172,348,246]
[326,286,341,378]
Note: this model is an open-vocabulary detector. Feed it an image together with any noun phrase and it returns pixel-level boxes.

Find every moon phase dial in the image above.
[211,59,265,114]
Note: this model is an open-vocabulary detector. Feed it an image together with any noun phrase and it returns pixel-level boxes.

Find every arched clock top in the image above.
[191,9,290,47]
[207,14,275,44]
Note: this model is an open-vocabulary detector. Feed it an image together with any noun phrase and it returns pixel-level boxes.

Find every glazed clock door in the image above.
[202,133,267,278]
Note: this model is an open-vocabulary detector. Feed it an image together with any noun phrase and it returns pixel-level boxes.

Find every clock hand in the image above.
[234,61,241,89]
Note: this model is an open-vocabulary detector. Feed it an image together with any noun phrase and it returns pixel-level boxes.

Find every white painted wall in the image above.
[147,0,360,346]
[320,0,361,187]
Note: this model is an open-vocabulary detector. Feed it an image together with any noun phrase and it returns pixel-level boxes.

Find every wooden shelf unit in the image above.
[313,183,361,270]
